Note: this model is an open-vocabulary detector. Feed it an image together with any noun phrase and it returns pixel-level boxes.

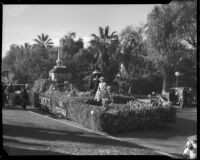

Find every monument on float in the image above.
[49,39,72,83]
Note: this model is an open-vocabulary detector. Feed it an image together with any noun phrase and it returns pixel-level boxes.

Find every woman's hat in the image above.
[100,77,104,81]
[92,70,101,75]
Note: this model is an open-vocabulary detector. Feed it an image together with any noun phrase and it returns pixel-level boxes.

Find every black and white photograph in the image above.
[2,1,197,158]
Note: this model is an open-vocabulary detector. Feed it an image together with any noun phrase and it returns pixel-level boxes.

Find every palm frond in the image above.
[41,33,45,41]
[38,35,42,41]
[99,27,104,39]
[91,34,98,39]
[105,26,110,36]
[47,39,53,44]
[111,31,117,37]
[44,34,49,41]
[33,39,43,46]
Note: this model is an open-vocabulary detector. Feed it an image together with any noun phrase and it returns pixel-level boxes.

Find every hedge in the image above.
[111,94,136,104]
[35,89,176,133]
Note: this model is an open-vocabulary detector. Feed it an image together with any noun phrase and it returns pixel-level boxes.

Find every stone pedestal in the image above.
[49,38,72,84]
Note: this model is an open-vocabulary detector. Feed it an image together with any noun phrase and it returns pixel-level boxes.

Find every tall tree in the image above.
[145,0,197,94]
[118,25,147,93]
[90,26,118,82]
[21,43,32,50]
[2,44,19,72]
[33,33,54,49]
[60,32,84,65]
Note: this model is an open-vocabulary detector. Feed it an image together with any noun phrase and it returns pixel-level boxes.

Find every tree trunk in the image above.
[161,66,169,94]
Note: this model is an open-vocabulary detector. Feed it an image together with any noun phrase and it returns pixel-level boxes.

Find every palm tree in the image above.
[33,33,54,49]
[90,26,118,81]
[21,43,32,50]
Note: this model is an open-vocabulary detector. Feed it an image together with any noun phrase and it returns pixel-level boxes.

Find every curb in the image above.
[28,110,181,158]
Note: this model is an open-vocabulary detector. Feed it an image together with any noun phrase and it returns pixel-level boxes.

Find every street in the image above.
[2,105,197,157]
[111,106,197,157]
[2,106,159,156]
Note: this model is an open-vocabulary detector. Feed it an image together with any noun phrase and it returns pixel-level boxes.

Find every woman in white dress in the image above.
[94,77,110,102]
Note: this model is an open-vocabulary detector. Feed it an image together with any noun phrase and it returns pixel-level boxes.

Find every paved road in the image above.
[111,106,197,158]
[2,105,196,157]
[2,106,160,156]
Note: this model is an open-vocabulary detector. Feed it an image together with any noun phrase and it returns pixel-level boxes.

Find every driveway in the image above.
[2,106,160,156]
[2,105,196,157]
[110,106,197,158]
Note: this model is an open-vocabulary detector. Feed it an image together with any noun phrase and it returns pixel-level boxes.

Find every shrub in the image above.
[37,89,176,133]
[84,99,102,106]
[127,100,176,123]
[29,78,52,107]
[12,94,21,105]
[29,91,40,107]
[32,78,51,93]
[112,94,135,104]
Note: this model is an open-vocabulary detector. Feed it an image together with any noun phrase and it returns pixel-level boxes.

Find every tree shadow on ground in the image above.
[3,123,151,151]
[3,145,65,155]
[2,106,61,120]
[3,107,25,111]
[3,105,38,111]
[30,109,66,120]
[3,137,49,148]
[110,117,197,139]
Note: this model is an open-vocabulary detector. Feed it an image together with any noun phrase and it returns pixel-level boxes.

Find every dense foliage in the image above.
[29,79,176,133]
[2,1,197,94]
[145,0,197,92]
[36,88,176,133]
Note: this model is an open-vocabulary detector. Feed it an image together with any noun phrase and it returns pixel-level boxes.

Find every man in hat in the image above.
[5,82,14,107]
[91,69,102,93]
[182,88,188,108]
[92,75,100,94]
[20,85,29,110]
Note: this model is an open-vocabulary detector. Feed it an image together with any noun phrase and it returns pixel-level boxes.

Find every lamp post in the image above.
[175,71,180,88]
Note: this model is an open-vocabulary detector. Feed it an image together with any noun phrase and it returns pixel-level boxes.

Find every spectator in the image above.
[5,82,14,107]
[89,75,94,90]
[187,88,193,108]
[169,89,176,103]
[92,75,100,94]
[20,85,29,110]
[182,88,188,108]
[1,82,5,108]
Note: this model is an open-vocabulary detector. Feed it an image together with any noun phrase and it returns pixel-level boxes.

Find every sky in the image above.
[2,4,156,58]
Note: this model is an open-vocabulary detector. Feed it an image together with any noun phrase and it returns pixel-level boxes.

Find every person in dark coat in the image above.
[5,82,14,107]
[187,88,193,108]
[89,75,94,90]
[92,75,100,94]
[182,88,188,108]
[20,85,29,110]
[1,82,5,108]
